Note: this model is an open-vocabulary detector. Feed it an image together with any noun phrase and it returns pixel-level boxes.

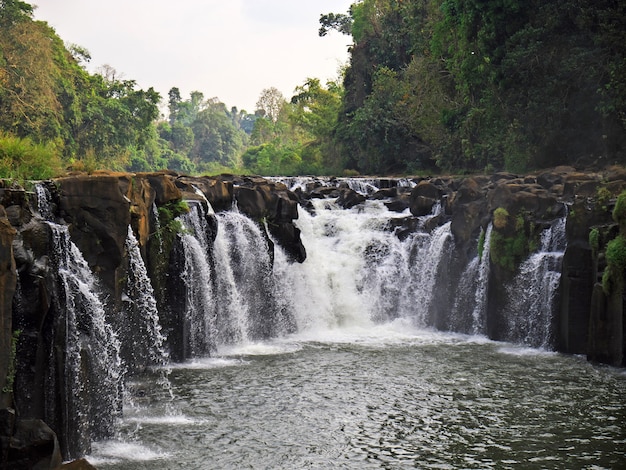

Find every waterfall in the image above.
[213,210,283,344]
[177,203,218,356]
[275,199,452,333]
[122,227,169,370]
[503,217,567,348]
[174,204,287,353]
[271,176,415,195]
[35,183,54,220]
[451,224,493,334]
[151,202,164,255]
[49,223,123,454]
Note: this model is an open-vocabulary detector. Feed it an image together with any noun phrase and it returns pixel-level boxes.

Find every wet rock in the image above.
[0,207,16,408]
[7,419,62,470]
[56,174,131,292]
[54,458,99,470]
[336,189,366,209]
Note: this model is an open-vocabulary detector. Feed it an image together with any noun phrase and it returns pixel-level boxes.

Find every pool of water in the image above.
[89,329,626,469]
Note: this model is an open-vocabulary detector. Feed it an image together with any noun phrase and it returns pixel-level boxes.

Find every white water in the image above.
[49,223,123,450]
[178,204,218,356]
[503,217,567,348]
[123,227,169,369]
[452,224,493,334]
[272,199,452,336]
[83,196,626,469]
[272,176,416,195]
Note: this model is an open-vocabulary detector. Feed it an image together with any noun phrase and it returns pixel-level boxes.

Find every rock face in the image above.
[0,168,625,464]
[0,171,306,464]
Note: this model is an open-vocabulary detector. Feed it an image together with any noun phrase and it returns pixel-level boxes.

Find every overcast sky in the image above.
[33,0,354,113]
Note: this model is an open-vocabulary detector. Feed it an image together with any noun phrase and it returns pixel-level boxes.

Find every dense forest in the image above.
[0,0,624,178]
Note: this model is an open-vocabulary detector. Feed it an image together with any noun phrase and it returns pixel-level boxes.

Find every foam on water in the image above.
[217,341,303,357]
[89,441,169,465]
[169,357,250,370]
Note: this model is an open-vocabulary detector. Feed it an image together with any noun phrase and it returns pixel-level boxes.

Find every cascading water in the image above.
[174,202,290,355]
[272,176,416,196]
[503,216,568,348]
[451,224,493,334]
[34,185,126,456]
[49,223,123,456]
[84,191,626,470]
[273,198,452,333]
[177,203,218,356]
[213,210,287,344]
[122,227,169,371]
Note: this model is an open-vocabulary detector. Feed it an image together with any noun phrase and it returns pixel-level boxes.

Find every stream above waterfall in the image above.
[89,330,626,469]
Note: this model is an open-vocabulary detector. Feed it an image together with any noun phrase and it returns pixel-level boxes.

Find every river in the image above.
[89,327,626,469]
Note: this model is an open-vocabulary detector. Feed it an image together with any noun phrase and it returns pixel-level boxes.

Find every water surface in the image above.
[90,329,626,469]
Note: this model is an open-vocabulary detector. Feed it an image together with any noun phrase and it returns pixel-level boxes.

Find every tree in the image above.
[255,87,285,123]
[319,12,352,37]
[191,101,244,168]
[0,0,33,27]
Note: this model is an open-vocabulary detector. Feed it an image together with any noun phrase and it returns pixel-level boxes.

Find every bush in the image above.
[612,191,626,233]
[602,235,626,294]
[0,133,63,180]
[493,207,509,230]
[589,227,600,257]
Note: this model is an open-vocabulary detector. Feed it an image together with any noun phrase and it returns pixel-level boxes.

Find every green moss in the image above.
[613,191,626,233]
[602,234,626,294]
[493,207,509,230]
[596,186,612,211]
[490,230,529,272]
[3,330,21,394]
[589,227,600,257]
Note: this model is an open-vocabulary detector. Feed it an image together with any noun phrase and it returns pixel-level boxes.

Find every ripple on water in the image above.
[95,335,626,469]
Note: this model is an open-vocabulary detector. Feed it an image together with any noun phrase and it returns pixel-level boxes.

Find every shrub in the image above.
[612,191,626,233]
[602,235,626,294]
[589,227,600,257]
[0,133,63,180]
[493,207,509,230]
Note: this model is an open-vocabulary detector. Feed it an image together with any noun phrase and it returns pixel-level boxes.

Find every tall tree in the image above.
[255,87,285,123]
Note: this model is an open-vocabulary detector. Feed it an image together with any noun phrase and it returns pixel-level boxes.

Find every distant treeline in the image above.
[1,0,624,178]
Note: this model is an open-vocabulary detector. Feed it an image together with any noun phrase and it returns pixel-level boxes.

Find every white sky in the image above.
[33,0,354,113]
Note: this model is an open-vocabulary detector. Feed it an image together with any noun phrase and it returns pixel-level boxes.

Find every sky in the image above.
[33,0,354,113]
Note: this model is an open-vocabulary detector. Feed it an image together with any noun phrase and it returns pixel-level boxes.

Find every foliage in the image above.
[2,329,21,394]
[602,235,626,294]
[329,0,626,175]
[490,229,528,273]
[0,132,63,180]
[256,87,286,123]
[612,191,626,232]
[596,186,612,212]
[589,227,600,258]
[493,207,509,230]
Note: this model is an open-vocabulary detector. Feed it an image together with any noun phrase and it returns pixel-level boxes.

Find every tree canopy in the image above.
[0,0,624,179]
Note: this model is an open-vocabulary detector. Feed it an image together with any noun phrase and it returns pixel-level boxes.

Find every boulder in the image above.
[7,419,62,470]
[142,171,182,205]
[176,176,233,212]
[54,459,98,470]
[336,189,366,209]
